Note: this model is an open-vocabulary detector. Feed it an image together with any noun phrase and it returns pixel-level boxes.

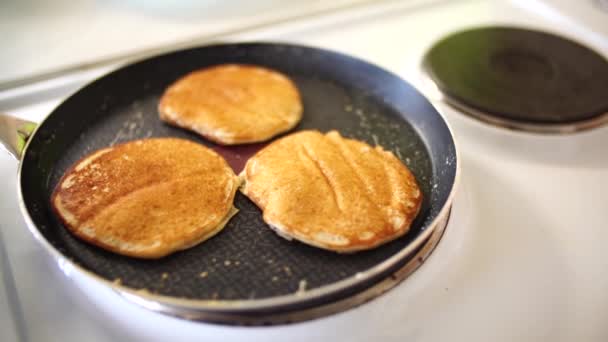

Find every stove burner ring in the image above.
[435,87,608,134]
[422,26,608,134]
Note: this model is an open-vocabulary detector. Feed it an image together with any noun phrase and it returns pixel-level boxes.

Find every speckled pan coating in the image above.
[19,43,456,305]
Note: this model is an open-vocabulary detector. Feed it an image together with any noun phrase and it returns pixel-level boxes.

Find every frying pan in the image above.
[0,43,458,324]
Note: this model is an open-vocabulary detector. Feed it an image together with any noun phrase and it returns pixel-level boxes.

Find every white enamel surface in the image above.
[1,0,608,341]
[0,0,383,85]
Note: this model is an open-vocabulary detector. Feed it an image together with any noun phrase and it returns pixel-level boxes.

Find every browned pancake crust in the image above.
[241,130,422,252]
[51,138,239,259]
[159,64,303,145]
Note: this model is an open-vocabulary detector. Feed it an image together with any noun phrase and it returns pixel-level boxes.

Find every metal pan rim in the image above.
[117,209,450,324]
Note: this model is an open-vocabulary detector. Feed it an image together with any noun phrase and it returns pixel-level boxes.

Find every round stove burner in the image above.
[422,26,608,133]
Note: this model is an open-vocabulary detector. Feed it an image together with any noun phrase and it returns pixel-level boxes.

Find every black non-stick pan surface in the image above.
[19,43,457,321]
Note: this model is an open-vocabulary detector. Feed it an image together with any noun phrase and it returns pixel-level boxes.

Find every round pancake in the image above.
[240,130,423,253]
[159,64,303,145]
[51,138,239,259]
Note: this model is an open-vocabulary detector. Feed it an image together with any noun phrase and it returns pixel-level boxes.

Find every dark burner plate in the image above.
[423,26,608,132]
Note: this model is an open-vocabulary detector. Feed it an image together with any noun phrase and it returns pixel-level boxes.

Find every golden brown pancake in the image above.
[240,130,423,253]
[51,138,239,259]
[159,64,303,145]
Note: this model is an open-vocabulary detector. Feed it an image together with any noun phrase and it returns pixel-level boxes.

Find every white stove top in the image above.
[1,0,608,341]
[0,0,382,87]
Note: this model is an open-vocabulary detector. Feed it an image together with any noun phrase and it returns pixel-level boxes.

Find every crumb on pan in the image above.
[296,279,308,295]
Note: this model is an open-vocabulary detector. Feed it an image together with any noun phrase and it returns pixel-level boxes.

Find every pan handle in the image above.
[0,113,37,160]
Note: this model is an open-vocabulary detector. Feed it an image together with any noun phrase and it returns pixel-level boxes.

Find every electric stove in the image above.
[1,0,607,340]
